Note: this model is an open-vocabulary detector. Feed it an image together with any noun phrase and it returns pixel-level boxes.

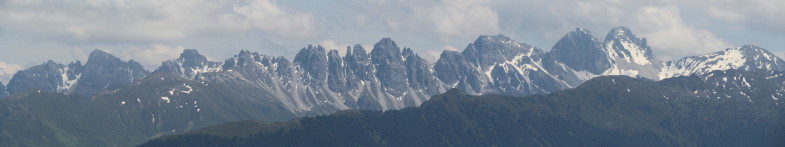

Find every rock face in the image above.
[5,49,148,97]
[71,50,150,95]
[6,60,82,95]
[198,38,447,114]
[0,82,7,97]
[547,27,661,81]
[155,49,222,80]
[434,34,568,95]
[549,28,610,74]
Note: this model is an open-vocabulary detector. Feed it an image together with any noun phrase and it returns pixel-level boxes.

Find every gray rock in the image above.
[0,82,7,98]
[549,28,610,74]
[293,45,328,86]
[71,49,149,95]
[155,49,223,80]
[327,49,351,93]
[370,38,408,96]
[6,60,82,95]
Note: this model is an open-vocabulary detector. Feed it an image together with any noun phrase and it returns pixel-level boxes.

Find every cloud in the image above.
[0,61,23,83]
[223,0,316,38]
[0,0,316,44]
[423,45,462,61]
[443,45,461,51]
[692,0,785,34]
[1,0,783,69]
[419,0,500,41]
[466,0,737,60]
[704,6,745,22]
[123,44,186,69]
[317,39,352,56]
[633,6,734,59]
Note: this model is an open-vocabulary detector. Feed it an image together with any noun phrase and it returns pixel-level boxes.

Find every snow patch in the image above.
[161,97,170,103]
[660,47,747,79]
[181,84,193,94]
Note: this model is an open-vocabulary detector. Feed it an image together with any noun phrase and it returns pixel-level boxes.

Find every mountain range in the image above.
[0,26,783,146]
[140,70,785,146]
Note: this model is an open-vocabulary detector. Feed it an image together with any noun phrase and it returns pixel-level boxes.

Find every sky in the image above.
[1,0,785,82]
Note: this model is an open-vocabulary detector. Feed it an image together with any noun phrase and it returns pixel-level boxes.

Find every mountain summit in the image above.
[661,44,785,79]
[547,27,661,80]
[155,49,223,80]
[5,49,148,97]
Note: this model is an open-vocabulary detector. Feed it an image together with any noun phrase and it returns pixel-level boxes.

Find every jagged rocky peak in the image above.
[224,50,290,69]
[224,50,256,68]
[344,44,370,64]
[549,28,610,74]
[462,34,538,68]
[660,44,785,79]
[71,49,149,95]
[155,49,222,80]
[6,60,83,95]
[294,45,329,82]
[736,44,780,58]
[371,38,403,63]
[565,27,594,40]
[375,38,398,50]
[6,49,147,96]
[603,26,655,65]
[0,82,8,98]
[345,44,368,59]
[326,49,351,92]
[433,50,473,85]
[475,34,514,44]
[83,49,147,73]
[370,38,409,96]
[605,26,638,42]
[343,44,372,81]
[402,47,414,58]
[87,49,147,72]
[238,50,253,56]
[179,49,209,63]
[86,49,122,65]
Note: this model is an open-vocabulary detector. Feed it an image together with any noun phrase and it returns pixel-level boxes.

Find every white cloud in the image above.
[443,45,461,51]
[66,44,183,69]
[224,0,316,38]
[474,0,736,59]
[419,0,500,41]
[696,0,785,33]
[1,0,784,69]
[704,6,746,22]
[317,39,352,56]
[0,61,23,83]
[423,45,461,61]
[125,44,186,69]
[0,0,316,44]
[634,6,734,59]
